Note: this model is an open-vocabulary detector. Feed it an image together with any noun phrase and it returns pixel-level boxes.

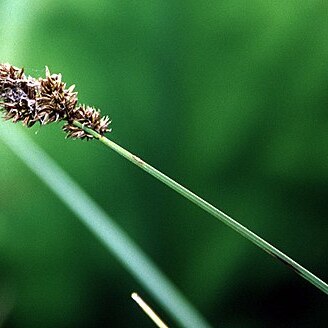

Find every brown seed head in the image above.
[0,63,111,139]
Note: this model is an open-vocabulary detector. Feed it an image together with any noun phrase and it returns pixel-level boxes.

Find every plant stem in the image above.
[132,293,169,328]
[74,121,328,295]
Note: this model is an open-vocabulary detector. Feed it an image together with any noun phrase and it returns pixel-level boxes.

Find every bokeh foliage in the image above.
[0,0,328,327]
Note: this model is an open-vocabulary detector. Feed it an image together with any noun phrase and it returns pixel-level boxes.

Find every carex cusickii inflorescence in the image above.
[0,63,111,139]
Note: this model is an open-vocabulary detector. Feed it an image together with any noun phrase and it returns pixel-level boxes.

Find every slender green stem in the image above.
[74,121,328,295]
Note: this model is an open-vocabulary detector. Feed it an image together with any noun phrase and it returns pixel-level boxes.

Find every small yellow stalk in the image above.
[132,292,169,328]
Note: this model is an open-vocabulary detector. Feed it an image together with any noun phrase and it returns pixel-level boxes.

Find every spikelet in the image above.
[37,67,78,125]
[63,105,111,140]
[0,63,39,127]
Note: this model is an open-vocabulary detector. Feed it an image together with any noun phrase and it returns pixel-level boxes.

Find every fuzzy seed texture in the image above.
[0,63,111,139]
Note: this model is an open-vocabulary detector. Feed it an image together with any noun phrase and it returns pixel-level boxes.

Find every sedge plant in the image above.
[1,63,328,297]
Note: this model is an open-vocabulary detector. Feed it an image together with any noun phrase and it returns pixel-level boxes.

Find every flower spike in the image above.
[0,63,111,139]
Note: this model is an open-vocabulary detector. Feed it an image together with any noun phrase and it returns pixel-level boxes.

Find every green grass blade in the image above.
[0,121,212,328]
[74,121,328,295]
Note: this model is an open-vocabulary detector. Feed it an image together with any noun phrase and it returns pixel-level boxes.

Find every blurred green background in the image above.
[1,0,328,327]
